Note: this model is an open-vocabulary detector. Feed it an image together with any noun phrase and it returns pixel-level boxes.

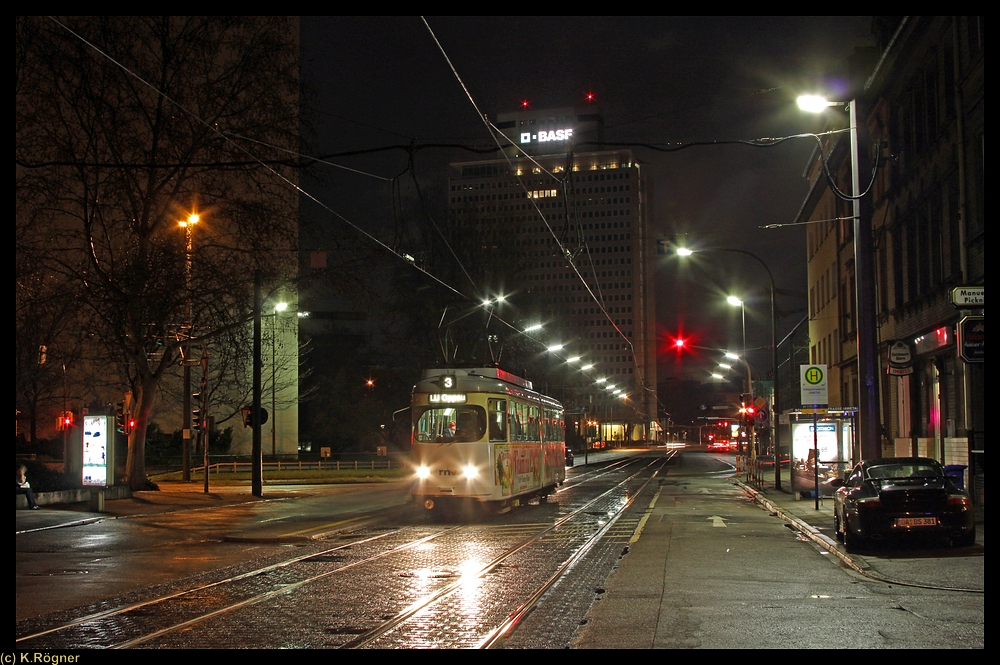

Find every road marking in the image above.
[629,487,662,544]
[708,515,728,528]
[283,515,366,537]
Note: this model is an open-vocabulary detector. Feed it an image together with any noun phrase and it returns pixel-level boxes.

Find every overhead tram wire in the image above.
[52,15,614,379]
[421,16,647,394]
[47,16,474,313]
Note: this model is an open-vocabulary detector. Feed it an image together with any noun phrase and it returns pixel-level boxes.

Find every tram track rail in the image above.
[478,450,677,648]
[17,451,673,649]
[346,452,674,649]
[15,526,462,649]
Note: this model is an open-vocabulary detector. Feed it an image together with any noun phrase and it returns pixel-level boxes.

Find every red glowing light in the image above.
[585,91,595,102]
[664,329,695,357]
[521,99,530,108]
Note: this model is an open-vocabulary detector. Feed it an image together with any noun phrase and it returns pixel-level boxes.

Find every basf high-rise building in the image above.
[447,104,660,444]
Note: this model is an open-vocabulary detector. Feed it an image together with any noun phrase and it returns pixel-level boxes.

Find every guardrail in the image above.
[189,458,404,476]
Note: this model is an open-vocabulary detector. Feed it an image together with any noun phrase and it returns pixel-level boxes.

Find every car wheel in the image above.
[843,517,866,553]
[953,526,976,548]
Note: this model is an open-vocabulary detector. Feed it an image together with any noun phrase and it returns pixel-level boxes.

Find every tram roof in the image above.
[417,368,562,409]
[421,367,532,390]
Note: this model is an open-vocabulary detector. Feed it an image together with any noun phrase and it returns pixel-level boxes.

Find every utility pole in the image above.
[252,270,263,497]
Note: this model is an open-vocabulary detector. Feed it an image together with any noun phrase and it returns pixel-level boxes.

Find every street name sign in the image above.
[952,286,984,308]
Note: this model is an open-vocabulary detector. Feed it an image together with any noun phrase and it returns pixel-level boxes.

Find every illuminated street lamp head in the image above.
[274,302,289,312]
[725,352,739,361]
[796,95,840,113]
[718,363,732,370]
[547,344,564,353]
[581,364,594,371]
[524,323,543,333]
[727,295,743,307]
[711,373,724,380]
[178,212,200,228]
[676,247,694,257]
[567,356,581,363]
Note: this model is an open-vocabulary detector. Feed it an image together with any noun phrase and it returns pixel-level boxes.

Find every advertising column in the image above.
[82,414,115,511]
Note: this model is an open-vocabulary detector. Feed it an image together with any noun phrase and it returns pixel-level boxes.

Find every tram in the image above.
[411,367,566,516]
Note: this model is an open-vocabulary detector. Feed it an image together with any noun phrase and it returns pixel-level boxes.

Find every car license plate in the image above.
[895,517,938,527]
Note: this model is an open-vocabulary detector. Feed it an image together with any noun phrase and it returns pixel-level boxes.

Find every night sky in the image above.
[299,16,874,383]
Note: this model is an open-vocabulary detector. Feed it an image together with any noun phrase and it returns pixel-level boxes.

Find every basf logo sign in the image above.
[520,128,574,145]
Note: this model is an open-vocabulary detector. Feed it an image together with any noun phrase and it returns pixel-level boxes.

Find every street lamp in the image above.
[725,351,756,469]
[179,212,200,482]
[268,301,289,457]
[797,94,880,461]
[727,295,747,366]
[677,247,782,488]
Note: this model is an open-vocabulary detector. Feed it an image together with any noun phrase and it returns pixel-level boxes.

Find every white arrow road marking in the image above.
[708,515,728,527]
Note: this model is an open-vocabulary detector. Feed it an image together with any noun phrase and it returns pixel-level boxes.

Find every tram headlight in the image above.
[463,464,479,480]
[416,466,431,480]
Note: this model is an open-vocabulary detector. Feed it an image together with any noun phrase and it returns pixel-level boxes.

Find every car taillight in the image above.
[857,497,882,507]
[947,495,971,507]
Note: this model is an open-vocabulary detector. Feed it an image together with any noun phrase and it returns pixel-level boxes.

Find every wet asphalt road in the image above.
[16,450,984,648]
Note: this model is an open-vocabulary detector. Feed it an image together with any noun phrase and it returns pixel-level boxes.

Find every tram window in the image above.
[414,406,486,443]
[488,399,507,442]
[509,402,525,441]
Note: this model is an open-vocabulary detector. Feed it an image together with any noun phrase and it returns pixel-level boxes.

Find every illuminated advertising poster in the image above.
[82,415,110,487]
[791,422,846,494]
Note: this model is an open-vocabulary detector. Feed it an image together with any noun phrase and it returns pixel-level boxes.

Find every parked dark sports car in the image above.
[831,457,975,551]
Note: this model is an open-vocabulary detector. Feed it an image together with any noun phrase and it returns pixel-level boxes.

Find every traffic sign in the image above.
[754,407,769,425]
[800,364,829,412]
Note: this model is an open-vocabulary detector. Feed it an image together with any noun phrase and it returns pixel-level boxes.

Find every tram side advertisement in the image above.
[494,444,542,497]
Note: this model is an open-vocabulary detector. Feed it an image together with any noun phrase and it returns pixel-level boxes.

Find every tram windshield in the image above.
[414,406,486,443]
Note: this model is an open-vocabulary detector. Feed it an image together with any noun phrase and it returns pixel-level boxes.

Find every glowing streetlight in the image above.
[799,91,880,461]
[179,211,201,483]
[796,94,840,113]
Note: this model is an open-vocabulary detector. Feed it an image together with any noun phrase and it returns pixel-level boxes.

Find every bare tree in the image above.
[16,16,300,488]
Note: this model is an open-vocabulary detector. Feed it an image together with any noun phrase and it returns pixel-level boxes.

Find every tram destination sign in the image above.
[429,393,467,404]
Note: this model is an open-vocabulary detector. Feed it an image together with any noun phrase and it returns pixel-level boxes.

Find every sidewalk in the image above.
[15,481,291,535]
[573,461,984,648]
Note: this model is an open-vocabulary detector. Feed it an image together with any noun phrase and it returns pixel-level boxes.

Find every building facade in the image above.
[799,17,984,487]
[447,105,659,443]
